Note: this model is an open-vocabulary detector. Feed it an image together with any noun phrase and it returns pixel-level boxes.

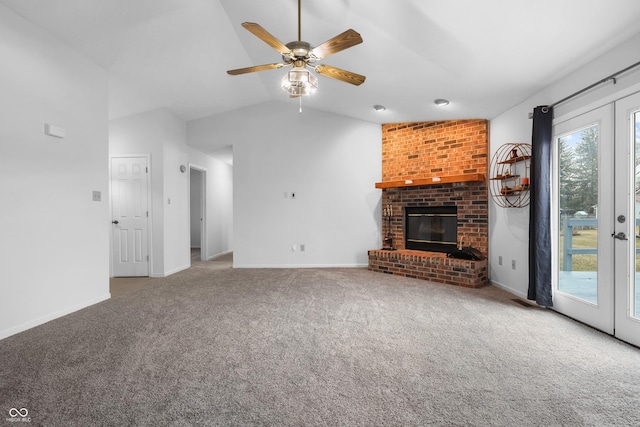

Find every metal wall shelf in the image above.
[489,143,532,208]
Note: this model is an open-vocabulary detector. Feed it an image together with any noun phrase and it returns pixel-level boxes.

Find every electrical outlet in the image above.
[300,244,305,252]
[92,191,101,202]
[498,256,502,265]
[512,259,516,270]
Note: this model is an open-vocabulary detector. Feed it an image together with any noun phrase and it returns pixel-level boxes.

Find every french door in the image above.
[553,92,640,346]
[614,93,640,345]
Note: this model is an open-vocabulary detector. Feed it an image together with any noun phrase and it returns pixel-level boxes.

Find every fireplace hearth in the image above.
[368,181,488,288]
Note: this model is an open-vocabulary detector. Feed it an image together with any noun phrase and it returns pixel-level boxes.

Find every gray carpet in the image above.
[1,266,639,426]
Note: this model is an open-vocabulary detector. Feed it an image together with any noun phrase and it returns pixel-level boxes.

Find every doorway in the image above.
[189,166,206,262]
[553,92,640,346]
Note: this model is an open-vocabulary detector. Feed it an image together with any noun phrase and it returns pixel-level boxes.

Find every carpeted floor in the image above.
[109,250,232,297]
[1,265,639,426]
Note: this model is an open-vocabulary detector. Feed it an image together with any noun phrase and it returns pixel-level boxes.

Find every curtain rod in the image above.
[549,59,640,108]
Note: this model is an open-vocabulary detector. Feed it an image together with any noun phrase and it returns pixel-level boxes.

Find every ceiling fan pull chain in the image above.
[298,0,302,41]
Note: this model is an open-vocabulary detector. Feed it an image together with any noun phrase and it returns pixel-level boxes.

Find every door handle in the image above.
[612,231,628,240]
[112,220,119,225]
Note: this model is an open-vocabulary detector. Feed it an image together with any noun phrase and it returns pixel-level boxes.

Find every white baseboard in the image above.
[150,263,190,278]
[490,280,528,299]
[0,293,111,341]
[234,263,368,269]
[207,250,232,261]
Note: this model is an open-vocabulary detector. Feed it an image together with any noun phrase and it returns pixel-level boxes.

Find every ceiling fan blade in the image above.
[311,29,363,60]
[314,64,366,86]
[227,63,287,75]
[241,22,291,54]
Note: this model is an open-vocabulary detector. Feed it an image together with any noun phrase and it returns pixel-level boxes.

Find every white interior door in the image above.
[553,104,614,334]
[111,157,149,277]
[614,92,640,347]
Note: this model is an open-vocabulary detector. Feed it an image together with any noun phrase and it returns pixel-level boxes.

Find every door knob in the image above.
[112,220,119,225]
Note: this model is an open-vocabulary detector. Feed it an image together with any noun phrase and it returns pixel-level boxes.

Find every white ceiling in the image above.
[3,0,640,124]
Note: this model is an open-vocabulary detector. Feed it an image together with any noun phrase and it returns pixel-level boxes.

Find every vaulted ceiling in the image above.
[3,0,640,124]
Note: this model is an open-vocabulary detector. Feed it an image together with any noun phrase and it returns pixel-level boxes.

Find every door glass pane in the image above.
[634,111,640,318]
[558,125,599,303]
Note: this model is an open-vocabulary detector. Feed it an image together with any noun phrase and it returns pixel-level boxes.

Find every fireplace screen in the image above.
[405,206,457,253]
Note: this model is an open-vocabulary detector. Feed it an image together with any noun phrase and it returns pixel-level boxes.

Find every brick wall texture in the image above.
[381,182,488,255]
[381,119,488,182]
[370,119,489,287]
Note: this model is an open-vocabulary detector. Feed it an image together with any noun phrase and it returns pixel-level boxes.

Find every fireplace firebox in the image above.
[405,206,457,253]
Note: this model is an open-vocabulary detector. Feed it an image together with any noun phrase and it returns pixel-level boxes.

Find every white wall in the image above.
[490,33,640,298]
[160,112,191,275]
[0,5,110,339]
[110,108,233,275]
[188,101,381,267]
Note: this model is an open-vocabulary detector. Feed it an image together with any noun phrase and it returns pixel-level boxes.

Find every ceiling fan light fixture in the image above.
[281,66,318,96]
[227,0,365,100]
[434,98,450,106]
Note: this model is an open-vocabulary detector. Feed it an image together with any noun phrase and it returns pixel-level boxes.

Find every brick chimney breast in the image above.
[370,119,489,288]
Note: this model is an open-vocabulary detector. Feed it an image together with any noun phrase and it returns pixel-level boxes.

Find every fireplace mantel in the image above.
[375,173,485,189]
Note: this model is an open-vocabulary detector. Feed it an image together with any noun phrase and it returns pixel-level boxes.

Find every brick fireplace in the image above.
[368,120,489,288]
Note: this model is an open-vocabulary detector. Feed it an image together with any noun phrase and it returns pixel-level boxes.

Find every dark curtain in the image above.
[528,105,553,306]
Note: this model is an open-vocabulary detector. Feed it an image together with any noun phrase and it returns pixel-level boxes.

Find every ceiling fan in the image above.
[226,0,365,97]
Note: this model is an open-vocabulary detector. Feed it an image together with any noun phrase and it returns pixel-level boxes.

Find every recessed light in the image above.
[434,98,450,106]
[373,104,386,112]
